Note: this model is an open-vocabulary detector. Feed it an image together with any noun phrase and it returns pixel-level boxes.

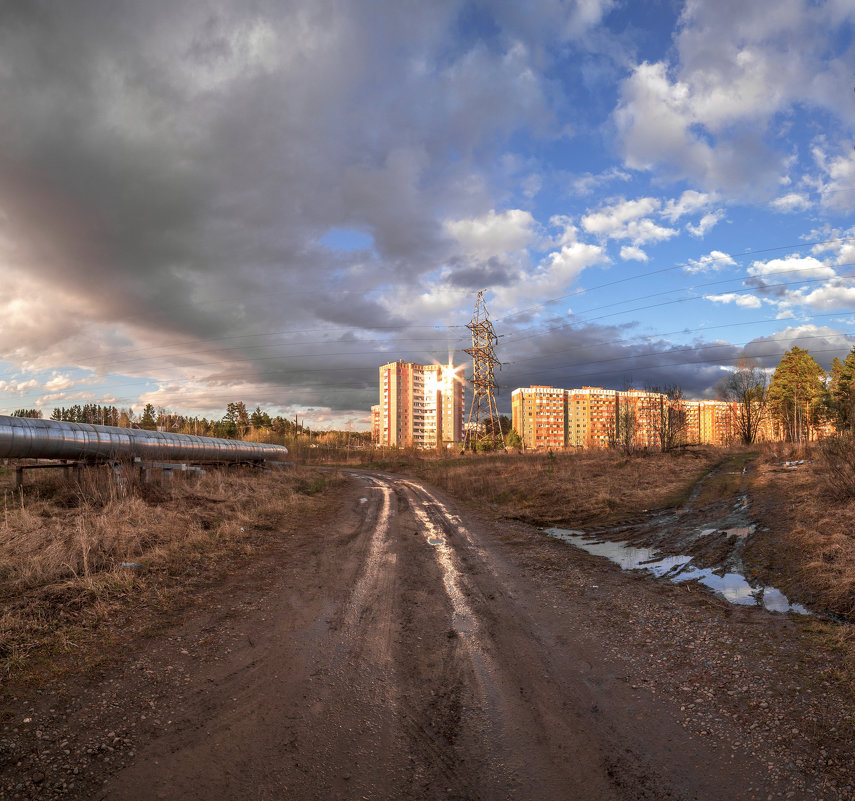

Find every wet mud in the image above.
[546,456,809,615]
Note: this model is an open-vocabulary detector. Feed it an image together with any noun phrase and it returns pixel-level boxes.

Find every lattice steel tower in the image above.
[464,290,502,450]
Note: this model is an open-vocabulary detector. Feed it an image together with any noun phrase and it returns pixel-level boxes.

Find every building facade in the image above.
[370,405,381,443]
[511,386,567,450]
[512,385,742,450]
[377,361,464,448]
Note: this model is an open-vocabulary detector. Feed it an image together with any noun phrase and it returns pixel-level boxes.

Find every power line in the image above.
[504,343,855,388]
[502,273,855,347]
[504,310,855,365]
[493,235,855,324]
[505,329,855,374]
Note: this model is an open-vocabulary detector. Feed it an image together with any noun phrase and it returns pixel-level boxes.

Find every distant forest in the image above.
[10,402,369,445]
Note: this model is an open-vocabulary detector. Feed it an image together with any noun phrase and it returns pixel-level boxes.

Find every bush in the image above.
[818,434,855,500]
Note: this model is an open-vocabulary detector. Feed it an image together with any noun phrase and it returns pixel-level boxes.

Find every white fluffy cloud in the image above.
[687,210,725,237]
[662,190,717,221]
[705,292,763,309]
[546,215,578,248]
[742,254,855,314]
[42,373,75,392]
[747,255,835,280]
[619,245,648,262]
[581,197,677,245]
[685,250,736,274]
[0,378,39,394]
[771,192,811,212]
[444,208,537,261]
[613,0,853,195]
[786,283,855,311]
[492,240,608,310]
[811,145,855,212]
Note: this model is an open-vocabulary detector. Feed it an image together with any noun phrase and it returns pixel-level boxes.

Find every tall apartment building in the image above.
[377,361,464,448]
[511,386,567,449]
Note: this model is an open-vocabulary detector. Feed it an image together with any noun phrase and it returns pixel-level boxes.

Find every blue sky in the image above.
[0,0,854,428]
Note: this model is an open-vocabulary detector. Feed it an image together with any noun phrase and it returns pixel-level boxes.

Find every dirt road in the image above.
[3,472,852,800]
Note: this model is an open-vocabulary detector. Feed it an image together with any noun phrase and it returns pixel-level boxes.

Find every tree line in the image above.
[10,401,369,446]
[718,345,855,444]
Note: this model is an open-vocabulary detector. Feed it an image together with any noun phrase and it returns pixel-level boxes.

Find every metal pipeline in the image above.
[0,415,289,463]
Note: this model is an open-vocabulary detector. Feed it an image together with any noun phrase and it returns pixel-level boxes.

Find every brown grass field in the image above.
[0,463,343,681]
[380,446,724,527]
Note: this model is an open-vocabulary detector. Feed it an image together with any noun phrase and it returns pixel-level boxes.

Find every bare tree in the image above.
[717,360,768,444]
[646,385,688,452]
[607,390,638,455]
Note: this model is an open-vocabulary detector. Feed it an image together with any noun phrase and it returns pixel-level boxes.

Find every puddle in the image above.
[546,528,809,615]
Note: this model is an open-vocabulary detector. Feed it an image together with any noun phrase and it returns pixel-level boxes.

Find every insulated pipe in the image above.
[0,415,289,463]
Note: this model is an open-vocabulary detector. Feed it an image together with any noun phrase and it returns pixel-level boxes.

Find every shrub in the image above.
[817,434,855,501]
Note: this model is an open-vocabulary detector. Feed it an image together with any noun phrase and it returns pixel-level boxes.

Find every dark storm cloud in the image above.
[447,258,516,289]
[493,320,741,412]
[0,0,565,413]
[489,319,855,416]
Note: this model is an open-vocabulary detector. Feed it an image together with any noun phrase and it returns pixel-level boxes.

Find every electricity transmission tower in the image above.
[464,290,502,450]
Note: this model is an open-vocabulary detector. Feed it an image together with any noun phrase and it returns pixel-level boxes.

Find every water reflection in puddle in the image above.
[546,528,809,615]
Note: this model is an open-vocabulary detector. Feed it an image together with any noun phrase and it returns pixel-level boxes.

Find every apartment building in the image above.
[511,386,567,449]
[377,361,464,448]
[697,400,737,445]
[370,405,381,443]
[567,387,617,447]
[512,385,742,450]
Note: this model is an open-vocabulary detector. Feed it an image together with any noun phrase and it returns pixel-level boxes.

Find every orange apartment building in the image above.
[376,361,464,448]
[696,400,738,445]
[370,404,381,442]
[511,386,567,449]
[512,385,741,450]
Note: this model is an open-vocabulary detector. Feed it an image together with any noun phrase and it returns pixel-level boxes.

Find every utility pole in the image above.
[464,290,502,451]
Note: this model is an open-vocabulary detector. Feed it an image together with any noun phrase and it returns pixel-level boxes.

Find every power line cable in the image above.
[504,344,855,387]
[493,235,855,324]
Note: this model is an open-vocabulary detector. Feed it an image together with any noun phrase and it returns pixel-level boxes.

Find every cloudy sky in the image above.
[1,0,854,428]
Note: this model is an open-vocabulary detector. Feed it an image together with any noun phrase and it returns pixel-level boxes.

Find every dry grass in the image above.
[0,462,343,680]
[391,447,722,527]
[748,442,855,622]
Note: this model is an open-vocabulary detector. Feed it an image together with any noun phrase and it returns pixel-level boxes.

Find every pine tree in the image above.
[767,347,826,442]
[12,409,42,418]
[830,347,855,433]
[139,403,157,430]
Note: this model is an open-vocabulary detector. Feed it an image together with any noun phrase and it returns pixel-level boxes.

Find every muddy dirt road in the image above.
[3,471,852,800]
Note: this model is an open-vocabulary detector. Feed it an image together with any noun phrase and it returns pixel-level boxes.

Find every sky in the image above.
[1,0,854,429]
